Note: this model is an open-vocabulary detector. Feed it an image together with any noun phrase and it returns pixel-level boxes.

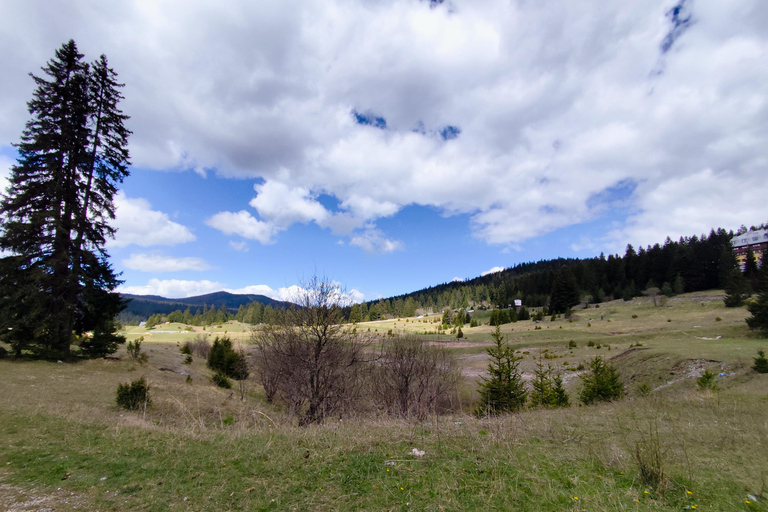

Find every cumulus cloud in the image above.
[205,210,276,244]
[249,180,329,229]
[123,253,210,272]
[481,266,505,276]
[110,192,196,248]
[2,0,768,253]
[350,229,404,254]
[348,288,365,304]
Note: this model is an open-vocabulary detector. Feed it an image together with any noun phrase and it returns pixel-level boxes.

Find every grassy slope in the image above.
[1,291,767,511]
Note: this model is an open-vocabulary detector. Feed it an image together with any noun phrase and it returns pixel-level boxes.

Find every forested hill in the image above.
[119,291,293,324]
[353,228,739,321]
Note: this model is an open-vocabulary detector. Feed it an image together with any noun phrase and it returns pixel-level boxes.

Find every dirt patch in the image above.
[426,341,490,348]
[654,358,723,391]
[0,475,87,511]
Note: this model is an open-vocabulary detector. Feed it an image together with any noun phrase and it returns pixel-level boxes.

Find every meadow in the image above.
[1,291,767,511]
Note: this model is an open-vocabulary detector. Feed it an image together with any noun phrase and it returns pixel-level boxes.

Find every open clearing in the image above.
[1,291,767,511]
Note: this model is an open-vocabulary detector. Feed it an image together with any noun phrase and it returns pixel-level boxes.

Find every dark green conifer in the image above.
[475,324,526,416]
[0,40,130,359]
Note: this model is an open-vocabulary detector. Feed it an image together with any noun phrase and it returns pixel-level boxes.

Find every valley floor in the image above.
[1,291,767,511]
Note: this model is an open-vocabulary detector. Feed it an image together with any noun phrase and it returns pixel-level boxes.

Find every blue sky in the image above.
[1,0,767,301]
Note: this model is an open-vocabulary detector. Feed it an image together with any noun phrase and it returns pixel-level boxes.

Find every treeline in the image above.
[140,301,282,327]
[349,228,739,321]
[137,227,753,328]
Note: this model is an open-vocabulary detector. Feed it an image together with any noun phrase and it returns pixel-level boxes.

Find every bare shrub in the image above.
[252,276,367,425]
[371,336,459,419]
[187,335,211,358]
[633,419,667,490]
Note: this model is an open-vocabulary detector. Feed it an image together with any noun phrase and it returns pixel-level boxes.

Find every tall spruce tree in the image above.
[0,40,130,359]
[549,267,580,314]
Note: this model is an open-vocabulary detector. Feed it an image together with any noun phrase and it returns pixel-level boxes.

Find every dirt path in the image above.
[0,474,88,511]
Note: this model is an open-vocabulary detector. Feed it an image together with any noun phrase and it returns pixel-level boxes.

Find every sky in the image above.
[1,0,767,302]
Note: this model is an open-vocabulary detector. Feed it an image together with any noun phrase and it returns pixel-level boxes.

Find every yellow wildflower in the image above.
[573,497,578,500]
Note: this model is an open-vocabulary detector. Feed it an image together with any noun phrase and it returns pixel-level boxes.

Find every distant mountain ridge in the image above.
[120,291,294,320]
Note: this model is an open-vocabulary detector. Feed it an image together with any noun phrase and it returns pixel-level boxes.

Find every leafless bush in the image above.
[633,418,668,490]
[251,276,368,425]
[187,335,211,358]
[371,336,459,419]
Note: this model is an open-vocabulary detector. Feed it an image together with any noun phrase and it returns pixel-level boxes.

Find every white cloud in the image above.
[452,277,465,283]
[349,288,365,304]
[110,192,195,248]
[481,266,505,276]
[229,282,364,304]
[249,180,329,229]
[349,229,403,254]
[118,278,224,298]
[228,240,249,252]
[123,253,209,272]
[227,284,284,301]
[2,0,768,253]
[205,210,276,244]
[0,154,12,193]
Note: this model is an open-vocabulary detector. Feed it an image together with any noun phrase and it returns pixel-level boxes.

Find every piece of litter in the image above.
[100,477,107,481]
[411,448,425,457]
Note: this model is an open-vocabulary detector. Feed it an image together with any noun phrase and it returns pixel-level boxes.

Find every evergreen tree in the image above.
[551,373,570,407]
[752,349,768,373]
[529,356,553,407]
[0,41,130,359]
[549,267,580,314]
[672,273,685,295]
[724,268,750,307]
[475,324,527,415]
[348,303,362,323]
[530,355,569,408]
[579,356,623,405]
[746,261,768,337]
[744,247,760,291]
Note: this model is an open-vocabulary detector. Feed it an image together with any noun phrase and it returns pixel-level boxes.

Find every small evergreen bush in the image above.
[126,337,147,362]
[208,336,248,380]
[579,356,623,405]
[751,350,768,373]
[212,371,232,389]
[116,377,150,410]
[697,369,718,391]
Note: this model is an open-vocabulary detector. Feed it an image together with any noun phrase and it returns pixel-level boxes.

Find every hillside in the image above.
[120,291,294,322]
[2,291,766,510]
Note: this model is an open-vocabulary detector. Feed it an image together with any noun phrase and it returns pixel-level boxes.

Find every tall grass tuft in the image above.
[633,419,666,490]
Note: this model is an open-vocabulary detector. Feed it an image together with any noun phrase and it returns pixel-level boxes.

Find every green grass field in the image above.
[1,291,767,511]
